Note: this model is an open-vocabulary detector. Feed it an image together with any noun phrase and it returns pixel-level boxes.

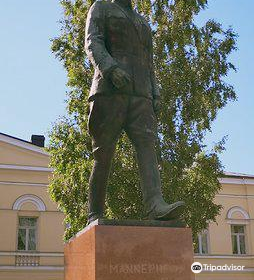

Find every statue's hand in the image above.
[153,98,161,116]
[111,67,131,89]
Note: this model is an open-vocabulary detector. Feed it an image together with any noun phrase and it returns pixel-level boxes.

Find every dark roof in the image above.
[0,132,34,145]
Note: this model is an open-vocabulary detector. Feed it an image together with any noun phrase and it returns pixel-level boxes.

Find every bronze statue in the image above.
[85,0,184,224]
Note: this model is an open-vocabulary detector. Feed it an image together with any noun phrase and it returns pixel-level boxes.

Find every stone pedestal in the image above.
[64,219,194,280]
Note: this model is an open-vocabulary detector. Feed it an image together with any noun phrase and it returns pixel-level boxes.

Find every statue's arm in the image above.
[149,29,160,100]
[149,30,161,115]
[85,2,118,78]
[151,62,160,100]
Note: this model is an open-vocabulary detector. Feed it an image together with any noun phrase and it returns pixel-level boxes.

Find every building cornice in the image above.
[0,164,53,172]
[219,178,254,185]
[0,181,48,187]
[0,266,64,271]
[0,252,64,257]
[195,254,254,259]
[216,194,254,198]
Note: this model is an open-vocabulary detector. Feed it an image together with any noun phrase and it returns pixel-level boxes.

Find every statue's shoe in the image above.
[86,214,102,225]
[147,201,185,221]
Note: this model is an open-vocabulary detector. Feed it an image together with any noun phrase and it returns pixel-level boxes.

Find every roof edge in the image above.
[223,172,254,179]
[0,132,48,156]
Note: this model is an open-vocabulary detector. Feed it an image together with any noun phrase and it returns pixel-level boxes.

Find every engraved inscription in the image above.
[106,262,183,275]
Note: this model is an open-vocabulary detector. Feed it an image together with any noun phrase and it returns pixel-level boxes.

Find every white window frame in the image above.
[195,229,209,255]
[17,217,38,252]
[231,225,247,255]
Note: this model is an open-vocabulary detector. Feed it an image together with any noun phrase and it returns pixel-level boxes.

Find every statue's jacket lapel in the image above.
[112,2,143,44]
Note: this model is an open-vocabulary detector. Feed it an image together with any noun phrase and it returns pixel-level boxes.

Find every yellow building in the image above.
[1,132,254,280]
[0,133,64,280]
[195,173,254,279]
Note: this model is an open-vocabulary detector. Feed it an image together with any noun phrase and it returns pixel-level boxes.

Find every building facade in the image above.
[0,133,64,280]
[0,132,254,279]
[195,173,254,279]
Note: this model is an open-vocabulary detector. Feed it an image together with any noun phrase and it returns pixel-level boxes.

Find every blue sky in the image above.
[0,0,253,174]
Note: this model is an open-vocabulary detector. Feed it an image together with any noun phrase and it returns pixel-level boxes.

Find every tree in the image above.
[49,0,237,240]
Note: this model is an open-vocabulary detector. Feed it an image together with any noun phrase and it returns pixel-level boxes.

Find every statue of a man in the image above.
[85,0,184,224]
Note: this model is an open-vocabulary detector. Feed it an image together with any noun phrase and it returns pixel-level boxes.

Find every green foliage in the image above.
[48,0,237,240]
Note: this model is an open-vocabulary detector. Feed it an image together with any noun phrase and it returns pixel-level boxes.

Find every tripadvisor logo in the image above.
[191,262,202,274]
[191,262,245,273]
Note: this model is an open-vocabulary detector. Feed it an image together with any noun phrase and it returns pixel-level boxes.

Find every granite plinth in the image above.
[64,219,194,280]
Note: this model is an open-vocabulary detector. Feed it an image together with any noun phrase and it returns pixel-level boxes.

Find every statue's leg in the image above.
[125,96,185,220]
[87,95,128,224]
[88,144,116,223]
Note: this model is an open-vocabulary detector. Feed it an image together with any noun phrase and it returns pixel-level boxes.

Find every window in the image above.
[194,230,209,254]
[231,225,246,255]
[17,217,37,251]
